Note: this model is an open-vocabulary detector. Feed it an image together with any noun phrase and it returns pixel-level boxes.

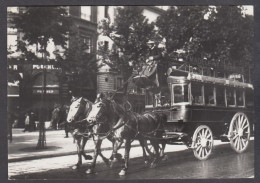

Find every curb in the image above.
[8,144,141,163]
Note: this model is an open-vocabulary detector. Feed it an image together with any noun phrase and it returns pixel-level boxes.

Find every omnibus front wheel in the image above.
[192,125,214,160]
[228,112,250,153]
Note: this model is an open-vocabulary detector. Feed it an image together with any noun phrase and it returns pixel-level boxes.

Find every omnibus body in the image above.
[144,68,254,160]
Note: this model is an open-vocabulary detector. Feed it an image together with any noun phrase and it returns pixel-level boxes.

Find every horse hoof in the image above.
[86,169,94,174]
[119,169,126,176]
[84,155,93,160]
[162,155,168,161]
[109,160,116,168]
[115,153,122,160]
[72,165,79,170]
[150,162,157,168]
[144,160,149,164]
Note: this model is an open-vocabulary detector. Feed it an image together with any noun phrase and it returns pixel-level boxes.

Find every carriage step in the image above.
[162,132,188,140]
[220,134,231,142]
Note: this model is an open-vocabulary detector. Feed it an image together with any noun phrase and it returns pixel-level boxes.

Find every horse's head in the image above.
[87,98,111,124]
[67,97,89,123]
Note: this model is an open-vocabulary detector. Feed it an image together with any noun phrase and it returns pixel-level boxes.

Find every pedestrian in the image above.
[8,112,14,143]
[30,112,36,131]
[60,105,69,138]
[23,113,30,132]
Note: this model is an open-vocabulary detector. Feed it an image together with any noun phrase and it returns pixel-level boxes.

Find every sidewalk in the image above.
[8,128,139,162]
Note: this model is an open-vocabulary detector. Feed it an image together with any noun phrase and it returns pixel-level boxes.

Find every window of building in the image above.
[117,78,122,89]
[172,85,188,104]
[80,34,92,53]
[7,7,19,13]
[7,34,17,52]
[104,6,109,18]
[216,86,225,106]
[236,89,245,107]
[191,83,204,104]
[104,41,109,51]
[81,6,91,21]
[226,88,236,106]
[204,85,215,105]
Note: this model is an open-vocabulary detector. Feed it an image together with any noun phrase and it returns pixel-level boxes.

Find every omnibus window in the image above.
[205,85,215,105]
[226,88,235,106]
[216,86,225,106]
[173,85,188,103]
[236,89,244,107]
[245,89,254,107]
[191,83,203,104]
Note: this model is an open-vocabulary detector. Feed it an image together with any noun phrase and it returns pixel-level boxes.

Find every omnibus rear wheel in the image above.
[228,112,250,153]
[192,125,214,160]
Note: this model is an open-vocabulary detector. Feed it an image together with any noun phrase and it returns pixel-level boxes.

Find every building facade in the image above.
[7,6,168,126]
[7,6,98,126]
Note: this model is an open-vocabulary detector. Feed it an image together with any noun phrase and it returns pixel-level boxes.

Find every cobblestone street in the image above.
[8,140,254,179]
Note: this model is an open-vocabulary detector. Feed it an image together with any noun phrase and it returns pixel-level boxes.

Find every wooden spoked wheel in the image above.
[192,125,214,160]
[228,112,250,153]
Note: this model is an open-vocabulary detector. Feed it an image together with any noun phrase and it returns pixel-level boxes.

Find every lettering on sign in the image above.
[8,65,18,70]
[33,89,59,94]
[32,65,60,70]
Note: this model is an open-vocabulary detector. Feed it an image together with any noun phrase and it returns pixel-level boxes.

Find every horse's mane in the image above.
[109,99,128,118]
[82,98,93,117]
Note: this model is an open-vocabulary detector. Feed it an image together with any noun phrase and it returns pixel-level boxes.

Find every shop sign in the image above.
[33,89,59,94]
[32,64,60,70]
[8,65,18,70]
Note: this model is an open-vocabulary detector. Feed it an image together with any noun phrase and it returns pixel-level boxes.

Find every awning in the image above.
[8,83,19,97]
[7,71,20,97]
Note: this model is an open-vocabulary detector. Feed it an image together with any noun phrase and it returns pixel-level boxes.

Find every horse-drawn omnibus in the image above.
[134,63,254,160]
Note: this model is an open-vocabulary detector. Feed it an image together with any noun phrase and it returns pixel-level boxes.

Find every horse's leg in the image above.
[160,141,168,161]
[98,143,110,167]
[109,140,123,168]
[138,138,149,164]
[149,140,160,168]
[119,139,131,176]
[72,138,82,170]
[86,136,102,174]
[81,137,93,160]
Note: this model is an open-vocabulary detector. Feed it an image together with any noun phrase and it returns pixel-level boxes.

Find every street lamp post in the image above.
[36,36,47,149]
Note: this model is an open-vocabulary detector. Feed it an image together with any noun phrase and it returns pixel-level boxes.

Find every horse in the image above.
[87,98,167,176]
[66,97,95,170]
[50,104,70,136]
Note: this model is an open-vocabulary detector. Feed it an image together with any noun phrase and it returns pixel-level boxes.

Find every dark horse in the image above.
[50,104,69,131]
[87,98,167,176]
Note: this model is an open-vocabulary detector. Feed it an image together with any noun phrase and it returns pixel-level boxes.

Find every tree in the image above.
[55,31,98,100]
[11,7,71,149]
[156,6,253,81]
[98,6,155,92]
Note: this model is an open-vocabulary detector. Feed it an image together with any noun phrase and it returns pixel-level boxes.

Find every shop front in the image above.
[31,71,60,122]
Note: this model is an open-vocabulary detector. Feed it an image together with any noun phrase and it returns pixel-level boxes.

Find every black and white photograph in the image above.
[6,5,254,180]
